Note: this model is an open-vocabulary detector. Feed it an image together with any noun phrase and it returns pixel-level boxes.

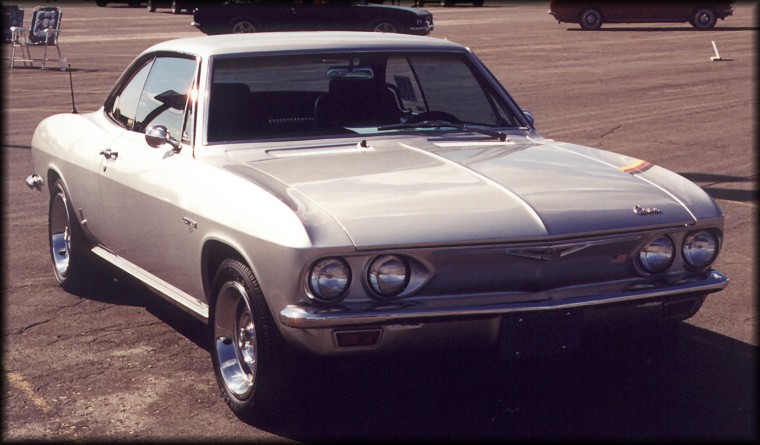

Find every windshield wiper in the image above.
[378,120,508,142]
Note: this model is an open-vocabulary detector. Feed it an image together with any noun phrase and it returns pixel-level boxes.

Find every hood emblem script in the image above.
[633,205,663,216]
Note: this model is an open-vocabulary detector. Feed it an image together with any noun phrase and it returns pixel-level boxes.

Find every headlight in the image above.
[308,258,351,303]
[368,255,409,298]
[638,235,675,274]
[682,230,719,269]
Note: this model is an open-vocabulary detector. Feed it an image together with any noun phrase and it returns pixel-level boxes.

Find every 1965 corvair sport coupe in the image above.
[26,32,728,417]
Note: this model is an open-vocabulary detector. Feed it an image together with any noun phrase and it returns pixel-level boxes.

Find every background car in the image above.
[147,0,223,14]
[26,31,727,418]
[95,0,145,7]
[191,0,434,34]
[418,0,484,6]
[548,0,735,30]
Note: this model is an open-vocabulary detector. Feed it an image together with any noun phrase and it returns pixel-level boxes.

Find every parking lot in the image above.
[2,1,756,440]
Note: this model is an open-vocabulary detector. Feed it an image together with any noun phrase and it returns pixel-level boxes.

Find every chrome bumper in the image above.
[280,270,728,329]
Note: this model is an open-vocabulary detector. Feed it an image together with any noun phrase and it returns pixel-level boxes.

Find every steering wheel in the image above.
[406,111,461,124]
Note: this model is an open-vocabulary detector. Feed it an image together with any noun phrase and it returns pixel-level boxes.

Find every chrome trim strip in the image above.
[90,246,209,322]
[279,270,728,329]
[436,234,642,260]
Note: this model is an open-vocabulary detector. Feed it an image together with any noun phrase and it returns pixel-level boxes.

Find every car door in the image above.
[98,54,201,289]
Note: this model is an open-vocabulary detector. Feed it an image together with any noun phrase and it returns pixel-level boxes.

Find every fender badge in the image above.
[634,205,662,215]
[182,217,198,232]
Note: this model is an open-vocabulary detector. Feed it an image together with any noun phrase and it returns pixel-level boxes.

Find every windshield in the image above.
[207,51,522,143]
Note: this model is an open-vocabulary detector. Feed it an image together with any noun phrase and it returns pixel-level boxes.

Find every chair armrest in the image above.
[41,29,61,44]
[9,27,26,43]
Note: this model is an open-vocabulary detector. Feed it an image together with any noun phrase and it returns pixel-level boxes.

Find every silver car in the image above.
[26,31,728,417]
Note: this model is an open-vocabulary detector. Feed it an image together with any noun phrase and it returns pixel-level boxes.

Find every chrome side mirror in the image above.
[522,109,535,127]
[145,125,182,153]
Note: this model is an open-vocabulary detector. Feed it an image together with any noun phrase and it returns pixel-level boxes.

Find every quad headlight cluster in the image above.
[638,230,720,275]
[308,255,411,303]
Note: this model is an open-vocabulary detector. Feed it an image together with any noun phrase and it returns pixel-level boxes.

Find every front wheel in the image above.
[48,179,90,292]
[690,7,717,30]
[368,20,399,33]
[210,259,284,417]
[579,8,603,30]
[231,19,257,33]
[147,1,156,12]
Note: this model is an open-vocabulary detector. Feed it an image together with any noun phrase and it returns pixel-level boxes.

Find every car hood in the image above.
[225,134,720,248]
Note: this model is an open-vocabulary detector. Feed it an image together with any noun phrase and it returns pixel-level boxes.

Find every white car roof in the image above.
[143,31,465,58]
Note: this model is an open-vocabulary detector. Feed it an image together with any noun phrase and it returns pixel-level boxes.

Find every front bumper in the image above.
[280,270,728,329]
[408,22,434,35]
[278,270,727,356]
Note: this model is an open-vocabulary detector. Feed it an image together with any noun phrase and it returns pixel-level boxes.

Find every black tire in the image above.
[48,179,90,292]
[170,0,181,14]
[147,1,156,12]
[231,19,257,33]
[690,7,717,30]
[473,0,484,6]
[368,19,399,33]
[579,7,603,30]
[209,259,285,418]
[95,0,108,7]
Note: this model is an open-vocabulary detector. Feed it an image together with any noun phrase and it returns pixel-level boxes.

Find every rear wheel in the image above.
[147,1,156,12]
[48,179,90,292]
[690,7,717,30]
[170,0,181,14]
[579,8,603,30]
[210,259,285,417]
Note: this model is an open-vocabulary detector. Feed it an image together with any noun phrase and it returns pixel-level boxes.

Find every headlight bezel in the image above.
[307,257,352,303]
[682,229,720,270]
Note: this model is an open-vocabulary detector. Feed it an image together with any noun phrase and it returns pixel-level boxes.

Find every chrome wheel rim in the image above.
[697,12,711,26]
[49,192,71,278]
[373,22,397,33]
[232,21,256,33]
[214,281,257,399]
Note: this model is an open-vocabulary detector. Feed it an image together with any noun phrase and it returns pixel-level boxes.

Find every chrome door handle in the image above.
[99,149,118,160]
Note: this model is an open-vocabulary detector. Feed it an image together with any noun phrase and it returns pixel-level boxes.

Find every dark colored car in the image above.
[191,0,434,35]
[418,0,484,6]
[548,0,735,30]
[95,0,145,7]
[147,0,225,14]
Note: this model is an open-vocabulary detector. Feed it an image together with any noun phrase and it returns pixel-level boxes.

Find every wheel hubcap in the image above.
[214,281,257,398]
[233,22,255,33]
[374,23,396,33]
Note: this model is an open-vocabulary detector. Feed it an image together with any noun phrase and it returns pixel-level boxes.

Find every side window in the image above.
[134,56,197,138]
[110,60,153,130]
